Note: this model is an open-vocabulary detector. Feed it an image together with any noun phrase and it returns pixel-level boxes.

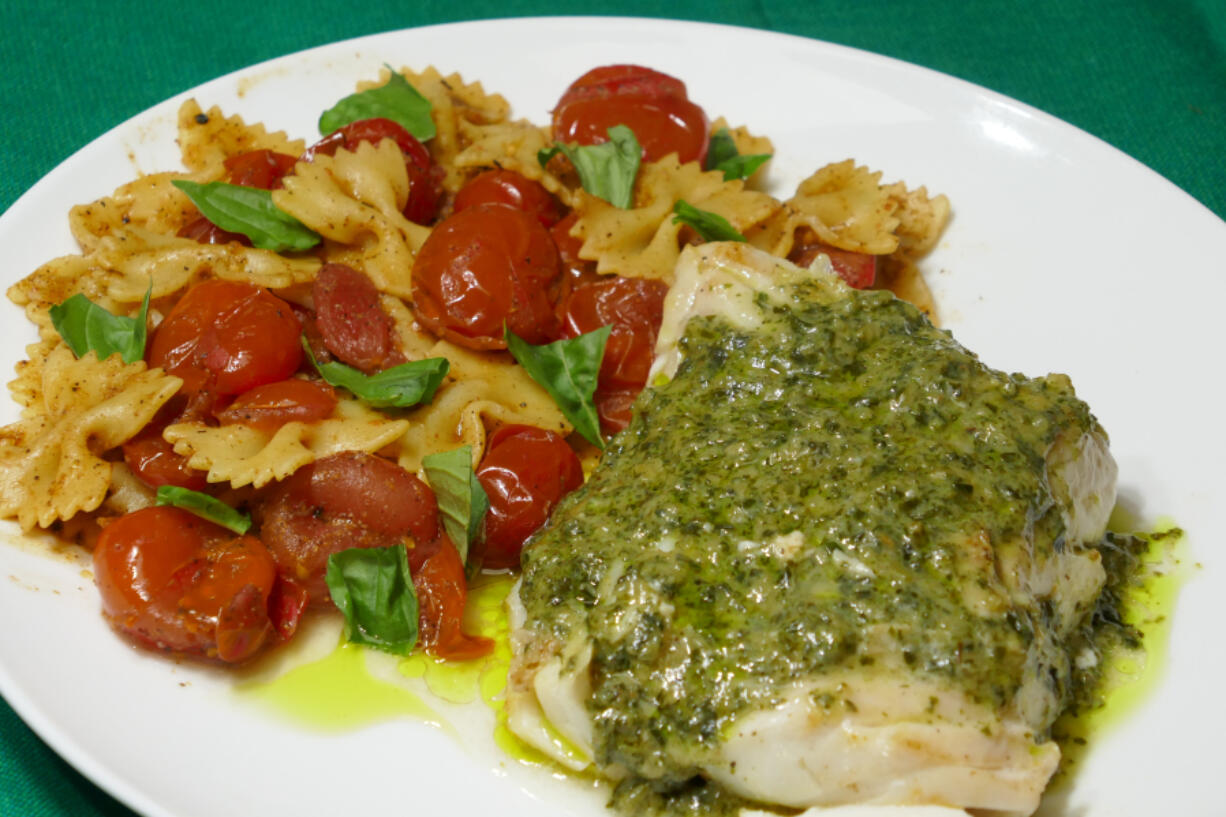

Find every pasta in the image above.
[0,63,949,674]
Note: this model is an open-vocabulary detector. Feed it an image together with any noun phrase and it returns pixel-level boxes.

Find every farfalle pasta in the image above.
[0,62,949,671]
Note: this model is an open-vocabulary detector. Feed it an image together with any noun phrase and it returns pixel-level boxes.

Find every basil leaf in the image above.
[672,200,747,243]
[318,67,435,142]
[325,544,419,655]
[705,127,772,181]
[49,286,150,364]
[505,325,609,449]
[172,180,320,252]
[155,486,252,535]
[422,446,488,565]
[537,125,641,209]
[302,339,449,408]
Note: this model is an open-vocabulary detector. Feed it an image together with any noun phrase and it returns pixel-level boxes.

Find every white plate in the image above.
[1,17,1223,817]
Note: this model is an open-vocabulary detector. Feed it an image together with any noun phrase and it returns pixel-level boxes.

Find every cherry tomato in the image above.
[412,203,561,349]
[453,169,565,228]
[177,216,250,247]
[260,451,440,603]
[93,506,277,663]
[222,149,297,190]
[312,263,404,373]
[414,534,493,660]
[476,425,584,570]
[268,576,310,641]
[177,150,298,246]
[122,395,211,490]
[559,276,668,389]
[790,241,878,289]
[122,433,209,490]
[306,117,442,225]
[550,211,589,272]
[148,280,302,396]
[552,65,709,164]
[594,388,639,435]
[214,379,337,432]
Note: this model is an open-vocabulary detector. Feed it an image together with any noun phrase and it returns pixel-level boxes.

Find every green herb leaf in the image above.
[318,67,435,142]
[155,486,252,535]
[302,338,449,408]
[505,325,609,449]
[672,200,747,243]
[537,125,641,209]
[49,286,151,364]
[172,180,321,252]
[422,446,488,565]
[705,127,772,182]
[325,544,419,655]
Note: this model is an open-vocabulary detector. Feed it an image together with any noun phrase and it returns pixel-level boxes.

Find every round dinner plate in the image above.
[1,17,1223,817]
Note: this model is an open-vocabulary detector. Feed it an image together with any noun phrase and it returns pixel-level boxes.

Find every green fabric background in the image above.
[0,1,1222,814]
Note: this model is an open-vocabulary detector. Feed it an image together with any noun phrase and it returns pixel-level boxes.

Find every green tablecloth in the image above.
[0,1,1222,814]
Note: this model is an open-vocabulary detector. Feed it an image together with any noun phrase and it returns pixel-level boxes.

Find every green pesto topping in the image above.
[519,279,1106,812]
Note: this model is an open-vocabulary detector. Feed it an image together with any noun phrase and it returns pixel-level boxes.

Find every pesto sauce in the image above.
[519,285,1102,811]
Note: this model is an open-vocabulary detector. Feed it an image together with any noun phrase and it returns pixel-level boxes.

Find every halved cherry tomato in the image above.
[93,506,277,663]
[414,534,493,660]
[312,263,404,373]
[122,395,212,490]
[259,451,440,603]
[306,117,442,225]
[550,211,589,272]
[411,203,561,349]
[148,280,302,396]
[122,433,209,491]
[177,150,298,245]
[552,65,709,164]
[453,169,565,228]
[223,149,297,190]
[594,388,639,436]
[790,241,878,289]
[214,379,337,432]
[475,425,584,571]
[559,276,668,388]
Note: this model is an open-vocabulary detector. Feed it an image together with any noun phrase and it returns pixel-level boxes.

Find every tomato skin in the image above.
[148,280,302,396]
[556,65,689,106]
[594,388,638,435]
[559,276,668,389]
[453,169,564,228]
[411,203,561,349]
[306,118,442,225]
[260,452,440,603]
[312,263,404,373]
[177,150,297,246]
[414,534,493,660]
[122,433,209,491]
[552,65,709,164]
[549,211,589,271]
[476,425,584,571]
[93,506,276,663]
[214,379,337,432]
[790,241,878,289]
[222,149,297,190]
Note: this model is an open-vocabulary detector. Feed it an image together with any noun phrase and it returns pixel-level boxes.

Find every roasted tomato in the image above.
[93,506,277,663]
[552,64,709,164]
[476,425,584,570]
[306,117,442,225]
[214,379,337,432]
[259,451,440,603]
[789,240,878,289]
[559,275,668,434]
[177,149,298,245]
[411,203,561,349]
[414,534,493,660]
[453,169,565,228]
[122,394,214,490]
[312,263,404,373]
[147,280,302,396]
